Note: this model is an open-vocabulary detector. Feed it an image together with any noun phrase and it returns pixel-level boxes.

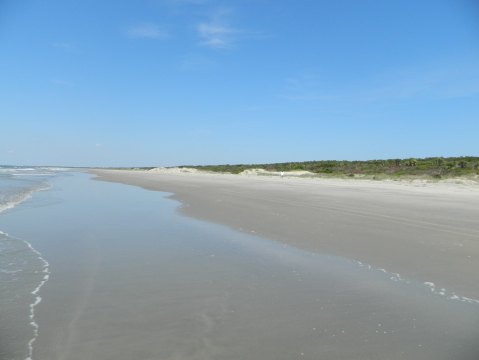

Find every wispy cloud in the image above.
[197,23,237,48]
[126,23,169,39]
[197,9,240,49]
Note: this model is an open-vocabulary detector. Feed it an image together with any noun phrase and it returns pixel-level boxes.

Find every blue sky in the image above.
[1,0,478,167]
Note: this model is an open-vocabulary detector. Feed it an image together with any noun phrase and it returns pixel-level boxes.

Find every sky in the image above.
[1,0,479,167]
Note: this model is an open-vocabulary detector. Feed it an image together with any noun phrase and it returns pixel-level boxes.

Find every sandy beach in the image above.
[92,169,479,300]
[2,171,479,360]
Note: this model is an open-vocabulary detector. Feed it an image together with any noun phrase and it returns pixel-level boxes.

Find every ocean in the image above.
[1,168,479,360]
[0,166,70,360]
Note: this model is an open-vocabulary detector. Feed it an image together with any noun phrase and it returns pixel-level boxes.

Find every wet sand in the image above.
[92,169,479,300]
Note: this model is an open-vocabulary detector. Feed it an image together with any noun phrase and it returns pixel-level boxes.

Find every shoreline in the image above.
[91,169,479,300]
[2,170,478,359]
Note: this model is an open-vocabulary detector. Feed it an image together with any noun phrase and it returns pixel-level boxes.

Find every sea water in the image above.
[1,170,479,360]
[0,166,68,360]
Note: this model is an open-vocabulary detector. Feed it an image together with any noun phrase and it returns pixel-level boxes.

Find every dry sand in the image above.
[92,169,479,300]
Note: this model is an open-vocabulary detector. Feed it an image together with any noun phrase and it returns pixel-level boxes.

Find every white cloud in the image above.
[197,22,236,48]
[196,8,242,49]
[126,23,169,39]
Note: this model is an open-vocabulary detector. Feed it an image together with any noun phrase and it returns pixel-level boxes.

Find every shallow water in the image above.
[0,167,66,360]
[1,172,478,359]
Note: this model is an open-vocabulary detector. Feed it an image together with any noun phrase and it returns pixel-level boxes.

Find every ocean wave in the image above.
[39,167,71,172]
[0,183,51,214]
[0,166,70,177]
[11,174,53,176]
[0,168,37,175]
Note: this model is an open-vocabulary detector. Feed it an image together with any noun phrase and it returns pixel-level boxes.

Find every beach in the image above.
[1,170,479,359]
[93,169,479,300]
[4,0,479,358]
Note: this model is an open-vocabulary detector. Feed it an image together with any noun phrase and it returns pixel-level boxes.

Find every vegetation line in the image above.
[180,157,479,179]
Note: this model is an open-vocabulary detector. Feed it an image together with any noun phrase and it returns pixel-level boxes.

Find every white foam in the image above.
[0,183,51,214]
[0,168,36,172]
[0,230,49,360]
[355,260,479,305]
[0,268,23,274]
[423,281,479,304]
[39,167,71,172]
[11,173,52,176]
[23,240,51,360]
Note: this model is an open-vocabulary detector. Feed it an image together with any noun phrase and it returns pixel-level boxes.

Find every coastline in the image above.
[2,171,478,359]
[91,169,479,300]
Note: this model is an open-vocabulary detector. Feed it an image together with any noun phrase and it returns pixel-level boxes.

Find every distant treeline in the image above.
[182,157,479,178]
